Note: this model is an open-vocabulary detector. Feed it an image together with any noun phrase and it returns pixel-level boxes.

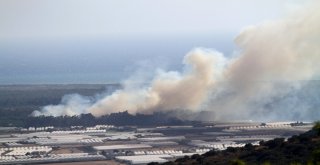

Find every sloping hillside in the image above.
[151,122,320,165]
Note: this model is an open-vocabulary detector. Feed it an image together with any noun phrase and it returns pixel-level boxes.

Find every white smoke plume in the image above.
[33,49,227,117]
[204,0,320,121]
[33,1,320,121]
[32,94,93,117]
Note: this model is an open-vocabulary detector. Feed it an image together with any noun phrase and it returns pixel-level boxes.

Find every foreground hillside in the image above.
[151,122,320,165]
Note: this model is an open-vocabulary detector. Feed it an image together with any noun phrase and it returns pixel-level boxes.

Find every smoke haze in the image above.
[33,1,320,121]
[33,49,226,117]
[206,0,320,121]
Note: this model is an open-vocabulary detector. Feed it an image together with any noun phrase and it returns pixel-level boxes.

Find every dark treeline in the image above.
[0,85,199,127]
[23,111,197,128]
[150,122,320,165]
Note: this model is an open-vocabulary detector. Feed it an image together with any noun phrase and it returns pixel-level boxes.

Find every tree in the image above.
[313,121,320,135]
[230,159,246,165]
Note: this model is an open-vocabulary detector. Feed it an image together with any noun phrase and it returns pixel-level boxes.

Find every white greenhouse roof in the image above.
[93,144,152,150]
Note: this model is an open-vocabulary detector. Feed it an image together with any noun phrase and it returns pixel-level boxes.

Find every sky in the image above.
[0,0,308,84]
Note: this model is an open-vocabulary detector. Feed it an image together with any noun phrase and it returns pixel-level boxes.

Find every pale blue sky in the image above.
[0,0,308,84]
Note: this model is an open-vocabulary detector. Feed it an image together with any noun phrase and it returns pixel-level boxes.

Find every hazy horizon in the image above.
[0,0,307,84]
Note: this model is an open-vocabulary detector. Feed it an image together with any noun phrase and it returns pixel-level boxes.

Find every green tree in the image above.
[313,121,320,135]
[230,159,246,165]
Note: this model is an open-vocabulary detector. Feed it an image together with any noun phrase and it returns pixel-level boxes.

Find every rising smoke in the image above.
[33,49,226,117]
[33,1,320,121]
[204,0,320,121]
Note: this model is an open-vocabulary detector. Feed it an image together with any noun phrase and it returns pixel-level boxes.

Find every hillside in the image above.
[150,122,320,165]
